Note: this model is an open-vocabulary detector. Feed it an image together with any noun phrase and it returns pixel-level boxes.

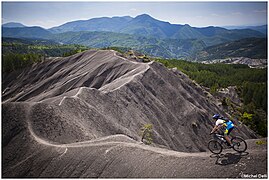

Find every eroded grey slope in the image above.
[2,50,263,178]
[2,102,267,178]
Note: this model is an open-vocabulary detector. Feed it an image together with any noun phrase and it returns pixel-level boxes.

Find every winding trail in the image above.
[9,119,264,178]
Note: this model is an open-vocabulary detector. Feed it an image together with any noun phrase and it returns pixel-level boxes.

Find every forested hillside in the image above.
[195,38,267,60]
[51,31,206,59]
[2,38,89,73]
[156,58,267,136]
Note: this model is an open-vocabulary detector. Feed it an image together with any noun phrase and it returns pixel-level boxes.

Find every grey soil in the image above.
[2,50,267,178]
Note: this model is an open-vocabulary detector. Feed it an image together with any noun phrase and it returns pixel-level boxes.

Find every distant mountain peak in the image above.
[134,14,154,20]
[3,26,52,39]
[112,15,132,19]
[183,24,191,27]
[2,22,26,28]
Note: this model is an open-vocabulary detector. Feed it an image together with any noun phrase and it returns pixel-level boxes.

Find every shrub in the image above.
[256,140,267,145]
[140,124,153,145]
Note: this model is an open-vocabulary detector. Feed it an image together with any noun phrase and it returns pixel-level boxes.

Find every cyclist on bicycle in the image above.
[210,114,235,147]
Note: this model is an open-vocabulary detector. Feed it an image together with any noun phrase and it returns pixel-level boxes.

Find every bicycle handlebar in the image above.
[210,132,219,135]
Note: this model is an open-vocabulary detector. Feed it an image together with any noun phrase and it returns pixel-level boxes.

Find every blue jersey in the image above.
[225,120,234,130]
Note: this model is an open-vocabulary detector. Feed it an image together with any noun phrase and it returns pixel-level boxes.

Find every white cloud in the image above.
[211,13,219,17]
[254,9,267,13]
[231,12,242,16]
[130,8,137,12]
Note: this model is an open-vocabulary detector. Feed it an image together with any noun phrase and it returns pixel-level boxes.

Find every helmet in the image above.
[213,114,220,119]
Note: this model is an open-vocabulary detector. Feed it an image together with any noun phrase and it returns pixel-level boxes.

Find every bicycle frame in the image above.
[213,133,229,146]
[209,133,247,154]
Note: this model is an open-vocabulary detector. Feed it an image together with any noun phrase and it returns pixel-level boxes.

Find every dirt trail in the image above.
[4,120,267,178]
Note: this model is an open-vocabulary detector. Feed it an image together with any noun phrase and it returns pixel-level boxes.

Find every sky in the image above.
[2,1,268,29]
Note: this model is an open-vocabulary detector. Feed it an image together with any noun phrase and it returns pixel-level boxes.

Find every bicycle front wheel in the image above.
[231,136,247,153]
[208,140,222,154]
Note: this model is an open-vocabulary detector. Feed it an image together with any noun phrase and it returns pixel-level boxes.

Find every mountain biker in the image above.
[210,114,235,147]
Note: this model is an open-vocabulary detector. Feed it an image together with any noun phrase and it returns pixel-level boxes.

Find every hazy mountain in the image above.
[49,16,133,33]
[223,25,267,35]
[3,14,266,42]
[251,25,267,35]
[2,26,265,59]
[171,24,204,39]
[2,26,52,39]
[2,14,266,59]
[49,14,182,38]
[118,14,182,38]
[200,28,266,46]
[49,14,265,40]
[2,22,26,28]
[194,37,267,60]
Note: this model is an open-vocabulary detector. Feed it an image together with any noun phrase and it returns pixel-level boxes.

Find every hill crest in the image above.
[2,22,26,28]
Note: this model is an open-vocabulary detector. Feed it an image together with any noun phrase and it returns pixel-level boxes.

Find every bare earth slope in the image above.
[2,50,266,178]
[2,103,267,178]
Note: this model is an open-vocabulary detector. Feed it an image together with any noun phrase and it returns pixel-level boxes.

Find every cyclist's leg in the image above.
[224,128,232,145]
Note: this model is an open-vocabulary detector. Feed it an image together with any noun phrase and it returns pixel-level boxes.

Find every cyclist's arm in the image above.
[210,125,221,134]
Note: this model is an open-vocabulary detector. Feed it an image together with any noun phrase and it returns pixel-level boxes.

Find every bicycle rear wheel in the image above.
[208,140,222,154]
[231,136,247,153]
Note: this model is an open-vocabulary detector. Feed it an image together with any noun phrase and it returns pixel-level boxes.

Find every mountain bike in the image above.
[208,133,247,154]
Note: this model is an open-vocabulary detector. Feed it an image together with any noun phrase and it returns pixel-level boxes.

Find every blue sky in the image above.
[2,1,268,28]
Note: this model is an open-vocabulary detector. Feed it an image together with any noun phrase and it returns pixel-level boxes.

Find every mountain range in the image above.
[48,14,265,41]
[2,14,267,59]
